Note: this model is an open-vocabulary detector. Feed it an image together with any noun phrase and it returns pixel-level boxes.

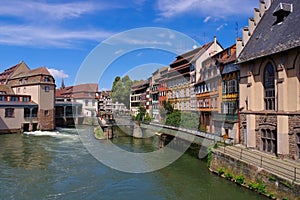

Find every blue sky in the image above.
[0,0,258,90]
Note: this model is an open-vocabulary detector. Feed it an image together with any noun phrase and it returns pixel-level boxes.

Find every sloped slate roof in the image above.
[238,0,300,63]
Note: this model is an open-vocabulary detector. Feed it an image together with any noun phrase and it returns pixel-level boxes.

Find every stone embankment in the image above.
[209,145,300,200]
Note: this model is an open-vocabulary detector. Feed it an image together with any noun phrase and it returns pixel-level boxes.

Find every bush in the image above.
[165,110,181,127]
[257,180,266,194]
[235,175,245,185]
[225,172,233,180]
[248,180,266,194]
[268,192,275,199]
[218,167,225,175]
[248,182,257,190]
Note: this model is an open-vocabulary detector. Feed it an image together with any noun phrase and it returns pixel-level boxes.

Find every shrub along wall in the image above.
[209,149,300,200]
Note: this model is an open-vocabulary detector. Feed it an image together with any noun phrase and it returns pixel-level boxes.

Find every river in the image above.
[0,127,267,200]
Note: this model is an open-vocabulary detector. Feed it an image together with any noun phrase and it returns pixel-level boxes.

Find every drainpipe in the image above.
[238,108,240,144]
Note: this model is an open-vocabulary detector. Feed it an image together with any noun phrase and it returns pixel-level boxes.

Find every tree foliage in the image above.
[161,100,199,129]
[111,75,133,109]
[165,109,181,127]
[135,106,146,121]
[180,112,199,129]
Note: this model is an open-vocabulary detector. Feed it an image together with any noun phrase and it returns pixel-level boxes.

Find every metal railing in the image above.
[221,146,300,183]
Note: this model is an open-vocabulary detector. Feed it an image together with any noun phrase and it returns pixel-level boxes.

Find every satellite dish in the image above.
[193,45,197,49]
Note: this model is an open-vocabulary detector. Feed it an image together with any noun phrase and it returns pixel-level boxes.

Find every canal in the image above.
[0,128,267,200]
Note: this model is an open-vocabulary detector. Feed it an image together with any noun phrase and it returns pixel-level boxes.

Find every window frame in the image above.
[264,63,276,110]
[5,108,15,118]
[261,128,277,154]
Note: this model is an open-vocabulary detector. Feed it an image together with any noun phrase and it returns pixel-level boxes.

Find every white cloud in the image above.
[156,0,258,19]
[203,16,211,23]
[48,68,69,79]
[0,0,116,21]
[216,23,228,31]
[0,24,114,48]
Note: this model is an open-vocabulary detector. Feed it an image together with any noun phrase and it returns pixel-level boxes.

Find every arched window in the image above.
[264,63,275,110]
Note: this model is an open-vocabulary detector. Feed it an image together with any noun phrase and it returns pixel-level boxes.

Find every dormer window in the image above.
[227,48,231,56]
[44,76,51,83]
[273,3,293,25]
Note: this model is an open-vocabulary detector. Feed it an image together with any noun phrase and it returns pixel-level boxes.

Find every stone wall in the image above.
[289,115,300,160]
[38,109,55,131]
[255,114,277,151]
[239,113,246,144]
[210,149,300,200]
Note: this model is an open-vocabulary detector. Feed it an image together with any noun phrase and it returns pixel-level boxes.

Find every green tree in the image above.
[181,112,199,129]
[165,109,181,127]
[135,106,146,121]
[112,76,121,92]
[111,75,133,108]
[162,100,174,114]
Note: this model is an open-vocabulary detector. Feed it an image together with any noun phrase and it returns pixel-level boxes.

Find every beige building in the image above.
[166,37,223,111]
[0,61,56,132]
[238,0,300,159]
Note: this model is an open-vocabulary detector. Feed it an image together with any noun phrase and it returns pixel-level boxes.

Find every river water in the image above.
[0,128,267,200]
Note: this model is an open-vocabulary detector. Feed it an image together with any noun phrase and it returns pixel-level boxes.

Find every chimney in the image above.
[236,38,243,58]
[253,8,261,25]
[242,27,250,46]
[209,36,218,56]
[259,0,267,16]
[248,18,255,35]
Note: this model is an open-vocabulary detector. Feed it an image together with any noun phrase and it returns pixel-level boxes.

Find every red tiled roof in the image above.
[0,62,23,82]
[215,44,236,64]
[131,80,148,89]
[170,42,213,68]
[56,83,98,99]
[0,85,14,94]
[12,67,52,79]
[72,83,98,93]
[56,86,73,98]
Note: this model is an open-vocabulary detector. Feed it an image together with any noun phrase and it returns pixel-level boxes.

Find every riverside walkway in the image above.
[214,145,300,184]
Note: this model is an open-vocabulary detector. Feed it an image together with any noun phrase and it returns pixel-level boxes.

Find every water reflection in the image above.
[0,128,268,200]
[0,134,51,169]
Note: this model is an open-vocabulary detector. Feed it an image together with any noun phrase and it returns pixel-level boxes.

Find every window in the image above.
[24,108,31,118]
[44,110,49,116]
[223,80,237,94]
[10,96,18,101]
[264,63,275,110]
[85,100,88,106]
[297,133,300,159]
[22,97,30,102]
[222,101,237,114]
[92,100,95,106]
[45,86,49,92]
[261,129,277,154]
[5,108,14,118]
[0,96,4,101]
[23,87,26,93]
[32,108,38,117]
[44,77,51,82]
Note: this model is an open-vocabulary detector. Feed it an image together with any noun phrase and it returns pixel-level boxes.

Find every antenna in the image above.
[235,22,239,38]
